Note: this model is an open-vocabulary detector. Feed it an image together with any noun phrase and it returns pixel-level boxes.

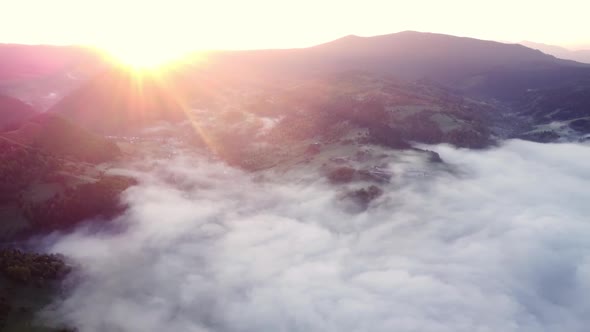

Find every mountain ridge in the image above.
[206,31,590,93]
[521,40,590,64]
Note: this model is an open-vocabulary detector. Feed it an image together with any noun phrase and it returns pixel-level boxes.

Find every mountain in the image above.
[0,44,106,111]
[307,32,570,81]
[0,113,129,240]
[0,44,95,83]
[49,68,186,134]
[9,31,590,145]
[521,41,590,64]
[0,134,132,238]
[206,31,589,98]
[1,113,121,163]
[0,94,35,131]
[198,31,590,142]
[514,80,590,141]
[2,32,590,332]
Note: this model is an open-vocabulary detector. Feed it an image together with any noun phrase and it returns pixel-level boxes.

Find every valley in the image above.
[0,31,589,331]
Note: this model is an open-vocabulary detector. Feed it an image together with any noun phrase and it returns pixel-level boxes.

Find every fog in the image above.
[43,140,590,332]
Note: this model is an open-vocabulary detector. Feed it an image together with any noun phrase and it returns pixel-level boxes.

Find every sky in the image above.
[1,0,589,53]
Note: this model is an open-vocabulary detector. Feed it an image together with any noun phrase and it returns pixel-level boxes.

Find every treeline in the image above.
[0,248,74,331]
[0,249,69,286]
[0,138,61,195]
[20,175,137,230]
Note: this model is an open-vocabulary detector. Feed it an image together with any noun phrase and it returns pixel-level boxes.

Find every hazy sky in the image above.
[1,0,588,51]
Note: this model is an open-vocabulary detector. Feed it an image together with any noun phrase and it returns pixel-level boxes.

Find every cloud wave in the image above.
[44,140,590,332]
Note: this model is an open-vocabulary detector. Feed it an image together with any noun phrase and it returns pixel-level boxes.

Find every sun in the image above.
[101,41,193,70]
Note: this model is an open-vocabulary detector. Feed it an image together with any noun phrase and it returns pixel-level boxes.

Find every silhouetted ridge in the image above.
[49,68,186,134]
[207,31,590,101]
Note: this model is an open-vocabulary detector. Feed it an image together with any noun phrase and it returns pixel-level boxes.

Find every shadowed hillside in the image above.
[0,95,35,132]
[1,114,120,163]
[207,31,588,87]
[49,68,187,134]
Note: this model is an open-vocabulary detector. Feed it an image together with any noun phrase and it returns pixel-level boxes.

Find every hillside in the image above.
[49,68,186,134]
[173,73,501,172]
[0,95,35,131]
[206,31,588,91]
[197,32,590,142]
[0,113,128,238]
[307,31,569,81]
[0,44,107,111]
[0,136,132,239]
[521,41,590,64]
[11,32,590,143]
[1,114,120,163]
[1,30,590,332]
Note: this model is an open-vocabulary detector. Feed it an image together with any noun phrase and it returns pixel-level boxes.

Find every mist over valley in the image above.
[0,29,590,331]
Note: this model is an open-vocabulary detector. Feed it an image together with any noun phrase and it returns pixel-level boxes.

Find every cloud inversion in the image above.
[45,140,590,332]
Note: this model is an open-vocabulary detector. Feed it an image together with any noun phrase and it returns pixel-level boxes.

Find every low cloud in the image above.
[42,140,590,332]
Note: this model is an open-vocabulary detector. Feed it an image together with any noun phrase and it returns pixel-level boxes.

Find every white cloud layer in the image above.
[43,140,590,332]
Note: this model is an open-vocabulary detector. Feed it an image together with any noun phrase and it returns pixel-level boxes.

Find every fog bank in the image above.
[45,140,590,332]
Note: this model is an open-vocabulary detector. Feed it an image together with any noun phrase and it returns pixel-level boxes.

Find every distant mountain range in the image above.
[2,30,589,332]
[0,44,100,83]
[0,30,589,248]
[521,41,590,64]
[0,44,105,111]
[2,31,590,140]
[207,31,590,100]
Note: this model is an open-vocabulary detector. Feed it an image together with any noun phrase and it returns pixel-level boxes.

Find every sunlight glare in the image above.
[103,41,191,69]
